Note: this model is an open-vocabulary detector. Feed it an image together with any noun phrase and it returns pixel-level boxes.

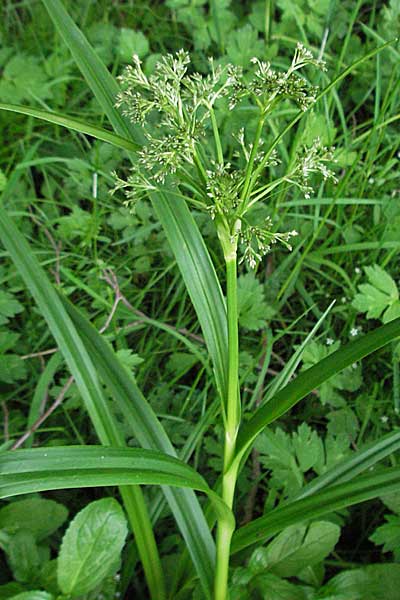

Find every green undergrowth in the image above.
[0,1,399,599]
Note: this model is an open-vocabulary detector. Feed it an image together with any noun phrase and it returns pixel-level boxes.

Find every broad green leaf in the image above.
[249,521,340,578]
[0,355,27,384]
[237,273,274,331]
[0,290,23,325]
[232,467,400,553]
[322,564,400,600]
[0,55,51,103]
[0,498,68,541]
[381,491,400,515]
[0,583,26,599]
[118,29,149,61]
[0,104,139,153]
[57,498,128,596]
[0,530,40,583]
[226,24,264,66]
[292,423,325,473]
[250,573,308,600]
[236,317,400,457]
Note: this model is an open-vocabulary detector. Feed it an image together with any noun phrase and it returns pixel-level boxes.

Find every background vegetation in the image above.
[0,0,399,598]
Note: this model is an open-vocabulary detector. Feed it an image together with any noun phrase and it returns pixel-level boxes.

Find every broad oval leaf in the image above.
[0,498,68,541]
[249,521,340,578]
[322,563,400,600]
[57,498,128,596]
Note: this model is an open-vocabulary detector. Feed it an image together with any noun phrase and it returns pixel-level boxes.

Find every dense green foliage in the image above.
[0,1,399,598]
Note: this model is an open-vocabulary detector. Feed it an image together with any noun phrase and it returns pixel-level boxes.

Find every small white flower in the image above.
[352,362,358,369]
[354,267,361,274]
[380,415,389,424]
[350,327,359,337]
[341,297,347,303]
[368,177,374,184]
[326,337,334,346]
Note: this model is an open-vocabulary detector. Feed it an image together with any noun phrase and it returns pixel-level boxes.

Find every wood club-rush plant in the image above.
[112,44,336,598]
[0,1,400,599]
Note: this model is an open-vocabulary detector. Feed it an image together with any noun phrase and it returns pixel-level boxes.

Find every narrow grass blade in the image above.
[40,0,140,142]
[61,294,216,592]
[232,467,400,553]
[0,207,165,600]
[237,318,400,455]
[26,352,63,448]
[294,429,400,500]
[0,103,139,152]
[151,189,228,400]
[39,0,228,407]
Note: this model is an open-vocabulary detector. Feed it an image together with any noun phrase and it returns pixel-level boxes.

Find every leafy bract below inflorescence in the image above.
[114,44,337,268]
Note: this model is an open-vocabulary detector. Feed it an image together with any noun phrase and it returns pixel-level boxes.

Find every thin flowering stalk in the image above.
[240,113,266,208]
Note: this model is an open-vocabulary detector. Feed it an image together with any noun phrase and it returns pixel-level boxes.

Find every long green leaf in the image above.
[0,103,139,152]
[38,0,227,591]
[237,318,400,456]
[0,446,209,497]
[39,0,228,409]
[294,429,400,500]
[151,189,228,400]
[60,293,217,589]
[0,446,233,527]
[40,0,139,142]
[26,352,63,448]
[0,207,165,599]
[231,467,400,553]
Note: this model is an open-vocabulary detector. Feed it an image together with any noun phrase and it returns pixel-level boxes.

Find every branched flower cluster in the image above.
[286,140,338,199]
[228,43,325,111]
[114,44,336,267]
[206,163,243,220]
[240,218,298,269]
